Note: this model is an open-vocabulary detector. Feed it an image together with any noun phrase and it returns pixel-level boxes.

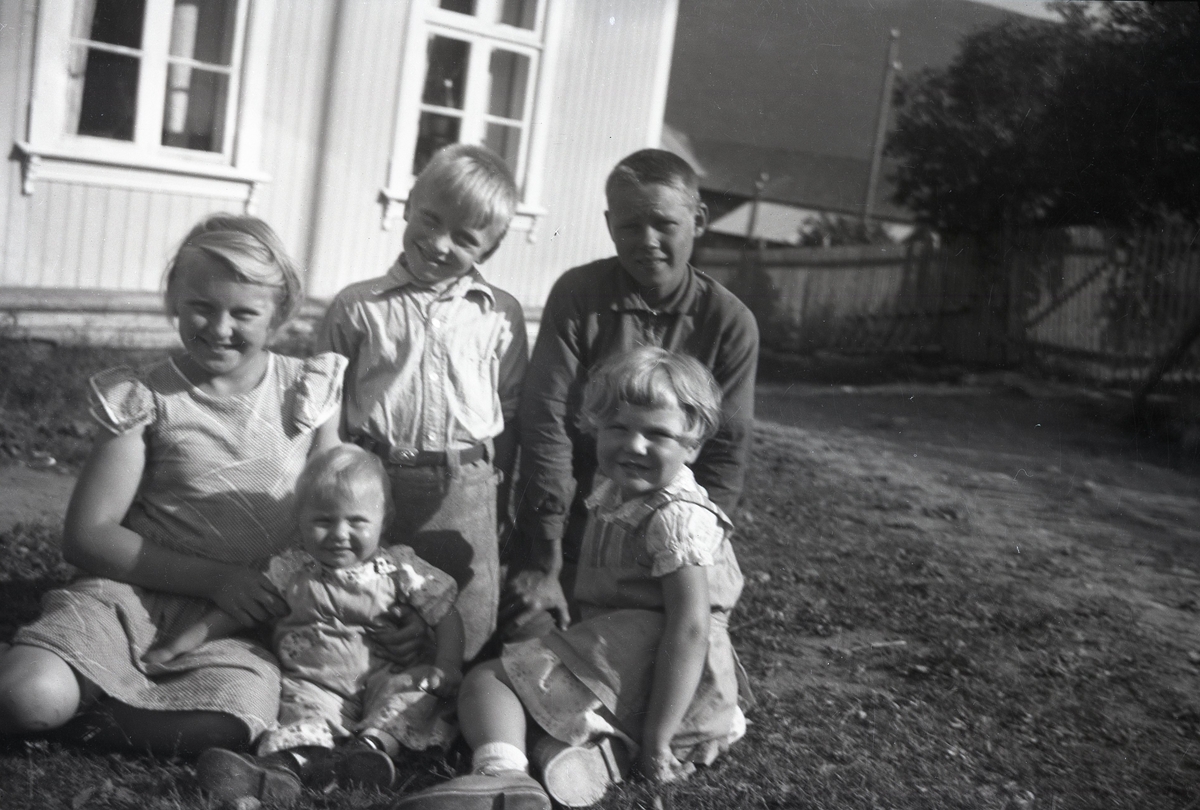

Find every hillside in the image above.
[666,0,1045,160]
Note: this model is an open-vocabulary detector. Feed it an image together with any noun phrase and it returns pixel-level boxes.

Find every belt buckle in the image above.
[395,448,418,464]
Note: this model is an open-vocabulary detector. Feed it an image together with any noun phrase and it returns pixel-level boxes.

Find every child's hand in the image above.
[401,664,462,697]
[501,569,571,631]
[369,604,432,668]
[212,569,285,627]
[141,644,183,666]
[639,748,695,784]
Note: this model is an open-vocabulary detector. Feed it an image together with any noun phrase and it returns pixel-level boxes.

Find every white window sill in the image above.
[378,186,548,241]
[14,141,271,211]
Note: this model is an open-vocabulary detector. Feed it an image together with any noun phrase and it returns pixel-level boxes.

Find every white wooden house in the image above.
[0,0,680,344]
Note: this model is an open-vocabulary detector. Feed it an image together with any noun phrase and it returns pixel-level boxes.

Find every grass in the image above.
[1,338,1199,809]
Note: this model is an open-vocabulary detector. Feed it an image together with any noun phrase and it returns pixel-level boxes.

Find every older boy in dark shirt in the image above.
[502,148,759,631]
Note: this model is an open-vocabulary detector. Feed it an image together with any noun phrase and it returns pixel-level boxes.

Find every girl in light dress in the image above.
[144,444,465,805]
[397,347,748,810]
[0,214,345,756]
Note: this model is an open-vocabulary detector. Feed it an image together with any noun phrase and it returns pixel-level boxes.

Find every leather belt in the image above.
[352,435,489,468]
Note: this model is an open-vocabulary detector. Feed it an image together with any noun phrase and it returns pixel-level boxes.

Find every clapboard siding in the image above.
[305,0,409,298]
[481,2,677,309]
[256,0,339,268]
[0,0,36,288]
[1,0,679,342]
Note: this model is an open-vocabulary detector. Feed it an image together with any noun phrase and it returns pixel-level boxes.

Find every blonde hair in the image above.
[164,214,303,326]
[580,347,723,445]
[408,144,519,255]
[295,444,394,528]
[605,148,702,205]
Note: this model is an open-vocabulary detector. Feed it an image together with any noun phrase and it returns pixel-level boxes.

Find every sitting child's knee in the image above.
[463,659,506,691]
[0,645,82,732]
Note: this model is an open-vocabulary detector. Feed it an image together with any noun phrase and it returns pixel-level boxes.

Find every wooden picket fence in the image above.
[694,238,976,355]
[1004,222,1200,385]
[695,222,1200,389]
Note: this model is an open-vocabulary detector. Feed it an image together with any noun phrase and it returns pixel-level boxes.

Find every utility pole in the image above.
[863,28,901,228]
[744,172,769,250]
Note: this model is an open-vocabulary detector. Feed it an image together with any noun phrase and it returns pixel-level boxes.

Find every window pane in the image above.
[172,0,237,66]
[163,67,229,151]
[422,36,469,110]
[163,0,237,151]
[74,46,139,140]
[85,0,146,48]
[439,0,476,14]
[413,112,462,175]
[488,49,529,120]
[484,123,521,176]
[499,0,537,30]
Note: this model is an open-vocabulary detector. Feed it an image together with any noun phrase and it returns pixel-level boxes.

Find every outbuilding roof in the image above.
[680,132,913,223]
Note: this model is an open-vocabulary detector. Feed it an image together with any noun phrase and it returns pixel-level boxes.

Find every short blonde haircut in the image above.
[294,444,394,528]
[580,347,723,445]
[164,214,304,326]
[408,144,519,253]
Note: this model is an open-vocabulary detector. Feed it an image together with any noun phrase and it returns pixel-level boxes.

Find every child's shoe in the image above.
[197,747,302,807]
[533,735,631,808]
[390,771,549,810]
[336,739,396,790]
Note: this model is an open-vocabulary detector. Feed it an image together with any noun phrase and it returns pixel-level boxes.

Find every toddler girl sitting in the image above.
[147,444,464,805]
[397,347,747,810]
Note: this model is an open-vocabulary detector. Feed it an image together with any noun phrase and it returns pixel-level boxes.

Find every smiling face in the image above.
[605,180,708,304]
[402,186,507,287]
[595,397,701,500]
[298,478,387,570]
[170,251,279,391]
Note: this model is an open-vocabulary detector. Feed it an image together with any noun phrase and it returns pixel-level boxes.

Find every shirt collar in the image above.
[608,259,702,314]
[585,465,700,517]
[381,256,496,306]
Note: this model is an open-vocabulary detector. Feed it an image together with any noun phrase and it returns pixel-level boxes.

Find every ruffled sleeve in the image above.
[88,367,156,435]
[292,352,348,432]
[643,501,727,578]
[383,545,459,628]
[265,548,311,592]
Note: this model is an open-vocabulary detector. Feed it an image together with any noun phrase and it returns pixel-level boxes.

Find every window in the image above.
[18,0,276,208]
[381,0,562,233]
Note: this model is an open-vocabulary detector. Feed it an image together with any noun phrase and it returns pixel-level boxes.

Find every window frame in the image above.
[380,0,563,236]
[17,0,276,211]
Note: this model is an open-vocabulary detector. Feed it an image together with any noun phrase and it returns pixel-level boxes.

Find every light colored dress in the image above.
[502,466,747,765]
[257,545,459,754]
[14,352,346,739]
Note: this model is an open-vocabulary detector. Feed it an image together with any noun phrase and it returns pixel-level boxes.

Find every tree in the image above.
[886,3,1200,234]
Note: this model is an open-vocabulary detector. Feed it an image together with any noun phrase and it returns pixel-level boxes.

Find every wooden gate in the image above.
[1006,223,1200,385]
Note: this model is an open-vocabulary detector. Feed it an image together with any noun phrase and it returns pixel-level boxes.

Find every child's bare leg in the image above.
[63,702,249,758]
[393,660,548,809]
[458,660,529,771]
[0,645,83,734]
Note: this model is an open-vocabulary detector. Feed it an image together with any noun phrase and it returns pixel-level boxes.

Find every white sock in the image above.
[472,741,528,775]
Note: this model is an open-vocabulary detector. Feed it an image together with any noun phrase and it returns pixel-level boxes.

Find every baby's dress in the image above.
[502,466,747,765]
[257,545,459,754]
[14,352,346,739]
